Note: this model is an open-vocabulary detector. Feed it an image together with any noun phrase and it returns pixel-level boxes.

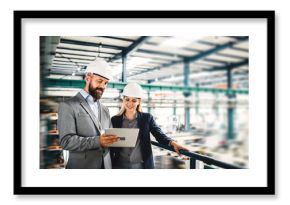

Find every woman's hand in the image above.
[170,140,190,160]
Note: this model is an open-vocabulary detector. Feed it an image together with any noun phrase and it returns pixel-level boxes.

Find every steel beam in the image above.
[54,55,94,61]
[56,51,97,58]
[110,36,150,61]
[60,39,124,50]
[98,36,135,42]
[231,47,248,52]
[215,52,248,60]
[203,58,232,65]
[203,59,248,72]
[199,76,249,86]
[45,78,248,94]
[129,38,248,78]
[183,38,248,62]
[135,49,185,59]
[57,46,119,55]
[151,59,248,83]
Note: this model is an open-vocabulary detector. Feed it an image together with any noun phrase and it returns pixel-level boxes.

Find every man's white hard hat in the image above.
[122,82,144,99]
[85,58,112,80]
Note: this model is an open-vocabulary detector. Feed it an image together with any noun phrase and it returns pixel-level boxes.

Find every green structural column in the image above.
[195,83,199,114]
[120,53,127,104]
[183,59,191,131]
[214,93,220,117]
[173,99,177,115]
[122,53,127,83]
[185,105,191,131]
[147,80,154,114]
[227,68,236,140]
[147,92,151,114]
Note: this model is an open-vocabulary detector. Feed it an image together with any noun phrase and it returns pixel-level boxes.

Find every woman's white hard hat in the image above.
[122,82,144,99]
[85,58,112,80]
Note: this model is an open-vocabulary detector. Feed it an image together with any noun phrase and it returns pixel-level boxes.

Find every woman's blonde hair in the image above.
[116,97,143,116]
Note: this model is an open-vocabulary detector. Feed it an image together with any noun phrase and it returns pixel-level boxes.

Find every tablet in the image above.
[105,128,139,147]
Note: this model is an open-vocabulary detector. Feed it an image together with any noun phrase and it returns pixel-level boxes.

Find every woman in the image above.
[110,82,188,169]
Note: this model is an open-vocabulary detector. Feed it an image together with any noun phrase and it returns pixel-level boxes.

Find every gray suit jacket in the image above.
[57,92,112,169]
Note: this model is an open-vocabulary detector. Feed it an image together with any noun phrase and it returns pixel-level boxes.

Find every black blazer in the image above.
[110,112,172,169]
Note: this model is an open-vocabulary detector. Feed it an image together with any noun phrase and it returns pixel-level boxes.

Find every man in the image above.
[57,58,119,169]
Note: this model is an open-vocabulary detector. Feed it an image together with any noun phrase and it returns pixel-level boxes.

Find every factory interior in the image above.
[40,36,249,169]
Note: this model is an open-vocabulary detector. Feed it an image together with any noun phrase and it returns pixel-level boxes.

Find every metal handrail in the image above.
[151,141,243,169]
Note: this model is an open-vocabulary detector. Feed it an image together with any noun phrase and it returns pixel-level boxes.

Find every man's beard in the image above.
[88,83,104,101]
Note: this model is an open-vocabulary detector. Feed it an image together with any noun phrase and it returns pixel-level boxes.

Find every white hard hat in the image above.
[122,82,144,99]
[85,58,112,80]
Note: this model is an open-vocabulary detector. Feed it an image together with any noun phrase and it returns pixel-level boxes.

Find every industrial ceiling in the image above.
[45,36,248,89]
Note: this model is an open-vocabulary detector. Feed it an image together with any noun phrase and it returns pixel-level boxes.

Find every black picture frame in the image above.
[14,10,275,195]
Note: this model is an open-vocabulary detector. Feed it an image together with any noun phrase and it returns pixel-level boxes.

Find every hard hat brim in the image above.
[122,94,142,99]
[91,73,110,80]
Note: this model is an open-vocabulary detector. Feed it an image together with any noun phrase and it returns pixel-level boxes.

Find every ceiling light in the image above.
[160,36,204,48]
[128,57,148,66]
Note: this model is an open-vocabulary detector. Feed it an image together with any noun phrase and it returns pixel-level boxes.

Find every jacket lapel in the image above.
[137,112,144,139]
[76,93,103,133]
[137,112,143,129]
[114,115,123,128]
